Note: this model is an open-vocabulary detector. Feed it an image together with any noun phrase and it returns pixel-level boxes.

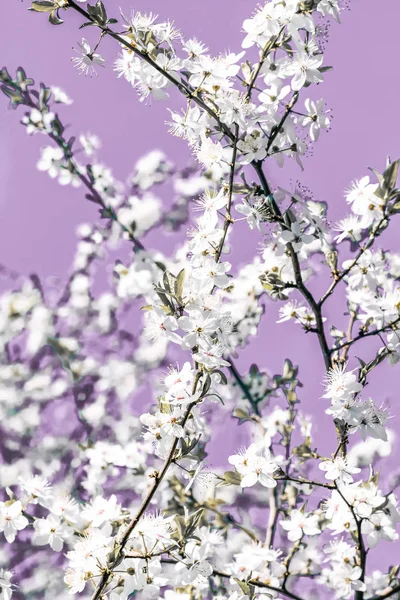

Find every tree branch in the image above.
[331,316,400,355]
[212,569,306,600]
[89,373,202,600]
[67,0,235,142]
[319,214,388,307]
[369,585,400,600]
[215,123,239,262]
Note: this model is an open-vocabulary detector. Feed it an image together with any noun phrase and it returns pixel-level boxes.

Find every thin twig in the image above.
[331,316,400,355]
[212,569,306,600]
[335,484,367,600]
[67,0,235,142]
[265,486,279,546]
[229,359,260,415]
[215,123,239,262]
[23,92,145,252]
[89,373,202,600]
[266,92,299,154]
[369,584,400,600]
[245,27,286,101]
[319,215,388,307]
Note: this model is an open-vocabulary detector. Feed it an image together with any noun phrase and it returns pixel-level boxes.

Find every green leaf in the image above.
[179,435,200,457]
[48,10,63,25]
[79,21,97,29]
[154,290,174,313]
[233,407,253,423]
[185,508,204,537]
[368,166,384,186]
[16,67,31,87]
[249,364,260,377]
[174,515,185,540]
[87,0,107,25]
[0,67,12,85]
[203,392,224,404]
[1,85,24,106]
[355,356,366,369]
[292,440,316,463]
[175,268,185,301]
[212,369,228,385]
[233,578,251,596]
[390,200,400,213]
[221,470,242,486]
[96,0,107,23]
[30,1,56,12]
[282,358,297,381]
[383,160,399,192]
[154,261,166,273]
[201,374,212,396]
[51,115,63,135]
[39,85,51,110]
[163,270,176,294]
[286,389,297,404]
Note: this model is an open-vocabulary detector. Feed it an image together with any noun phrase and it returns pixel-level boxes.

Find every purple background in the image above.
[1,0,400,564]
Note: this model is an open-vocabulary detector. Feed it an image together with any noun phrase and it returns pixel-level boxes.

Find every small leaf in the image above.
[163,270,177,295]
[96,0,107,23]
[30,1,56,12]
[48,10,63,25]
[383,160,399,192]
[368,166,384,186]
[233,578,251,596]
[87,0,107,25]
[16,67,32,89]
[39,85,51,109]
[154,261,166,273]
[185,508,204,537]
[212,369,228,385]
[1,85,23,106]
[79,21,97,29]
[0,67,12,84]
[221,470,242,486]
[233,408,253,424]
[175,268,185,301]
[174,515,185,540]
[201,374,212,396]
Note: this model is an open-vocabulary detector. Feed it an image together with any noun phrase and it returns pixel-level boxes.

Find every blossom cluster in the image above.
[0,0,399,599]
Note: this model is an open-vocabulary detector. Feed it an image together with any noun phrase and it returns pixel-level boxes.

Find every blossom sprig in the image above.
[1,1,400,600]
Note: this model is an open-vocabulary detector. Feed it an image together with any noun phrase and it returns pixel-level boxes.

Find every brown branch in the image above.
[245,26,286,101]
[319,214,389,307]
[23,92,145,252]
[89,372,202,600]
[338,308,358,363]
[266,92,299,154]
[215,122,239,262]
[265,486,279,546]
[369,584,400,600]
[253,162,333,370]
[331,316,400,355]
[67,0,235,143]
[335,484,367,600]
[277,475,334,490]
[199,502,260,542]
[212,569,306,600]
